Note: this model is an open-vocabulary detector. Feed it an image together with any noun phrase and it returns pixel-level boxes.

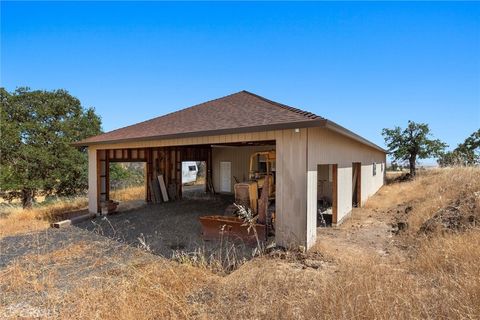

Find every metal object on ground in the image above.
[234,181,258,212]
[199,215,266,244]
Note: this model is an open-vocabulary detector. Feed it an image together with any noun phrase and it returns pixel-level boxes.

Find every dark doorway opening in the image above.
[352,162,361,208]
[317,164,337,227]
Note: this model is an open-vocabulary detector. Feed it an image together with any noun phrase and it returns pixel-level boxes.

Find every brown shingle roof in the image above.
[76,90,325,145]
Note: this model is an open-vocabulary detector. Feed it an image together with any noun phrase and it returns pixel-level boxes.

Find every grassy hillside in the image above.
[1,167,479,319]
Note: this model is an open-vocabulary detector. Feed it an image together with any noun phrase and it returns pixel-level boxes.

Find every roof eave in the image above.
[73,119,386,153]
[72,119,327,147]
[324,120,387,153]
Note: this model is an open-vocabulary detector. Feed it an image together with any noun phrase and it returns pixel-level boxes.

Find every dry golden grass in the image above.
[0,186,146,238]
[56,260,215,319]
[1,242,94,296]
[194,176,206,185]
[1,168,479,319]
[110,186,145,202]
[369,167,480,233]
[201,232,480,319]
[0,197,88,238]
[0,241,217,319]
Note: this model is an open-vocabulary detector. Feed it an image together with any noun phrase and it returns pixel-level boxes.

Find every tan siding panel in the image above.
[307,127,385,223]
[88,130,279,151]
[276,128,307,248]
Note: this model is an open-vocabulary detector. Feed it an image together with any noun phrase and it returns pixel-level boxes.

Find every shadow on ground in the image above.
[75,194,257,259]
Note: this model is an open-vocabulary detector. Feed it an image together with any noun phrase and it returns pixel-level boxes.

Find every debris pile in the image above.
[389,204,414,234]
[387,173,413,184]
[420,192,479,234]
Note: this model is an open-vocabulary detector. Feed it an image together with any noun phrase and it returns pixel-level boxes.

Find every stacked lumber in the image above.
[149,174,169,203]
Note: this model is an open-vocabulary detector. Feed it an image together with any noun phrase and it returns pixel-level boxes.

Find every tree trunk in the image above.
[409,156,416,176]
[22,189,34,209]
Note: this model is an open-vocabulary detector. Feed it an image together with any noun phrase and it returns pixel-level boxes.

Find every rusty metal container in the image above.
[199,215,266,244]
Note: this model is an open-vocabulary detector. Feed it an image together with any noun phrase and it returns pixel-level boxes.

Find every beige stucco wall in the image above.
[276,128,309,248]
[211,145,275,193]
[306,127,386,228]
[87,148,97,213]
[360,162,385,206]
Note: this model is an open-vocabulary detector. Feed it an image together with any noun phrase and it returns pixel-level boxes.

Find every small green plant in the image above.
[234,203,263,256]
[171,248,208,268]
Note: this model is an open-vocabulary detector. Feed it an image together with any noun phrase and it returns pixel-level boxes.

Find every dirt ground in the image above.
[182,184,207,196]
[0,227,162,316]
[1,194,397,272]
[316,208,397,259]
[75,194,256,259]
[0,186,399,267]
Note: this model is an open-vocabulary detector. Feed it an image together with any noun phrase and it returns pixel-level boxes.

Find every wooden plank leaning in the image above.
[158,174,169,202]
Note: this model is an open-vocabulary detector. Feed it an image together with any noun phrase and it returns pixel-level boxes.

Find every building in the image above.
[75,91,386,249]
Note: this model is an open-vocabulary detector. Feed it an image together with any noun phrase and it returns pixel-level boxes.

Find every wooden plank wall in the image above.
[146,148,153,202]
[96,146,213,210]
[152,146,212,199]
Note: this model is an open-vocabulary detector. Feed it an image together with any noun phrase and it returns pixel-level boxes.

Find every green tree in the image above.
[0,88,102,208]
[382,121,447,176]
[438,129,480,167]
[110,163,131,185]
[109,163,144,190]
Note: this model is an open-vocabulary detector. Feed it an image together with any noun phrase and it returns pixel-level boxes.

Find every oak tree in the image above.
[438,129,480,167]
[382,121,447,176]
[0,88,102,208]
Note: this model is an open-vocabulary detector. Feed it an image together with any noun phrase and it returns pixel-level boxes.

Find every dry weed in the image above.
[369,167,480,232]
[110,186,145,202]
[0,197,87,238]
[0,185,146,238]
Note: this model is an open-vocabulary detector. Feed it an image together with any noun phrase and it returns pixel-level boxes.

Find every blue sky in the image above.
[1,2,479,163]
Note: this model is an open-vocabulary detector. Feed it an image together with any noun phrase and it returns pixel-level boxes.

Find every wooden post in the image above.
[165,147,170,188]
[96,150,101,213]
[160,148,166,176]
[176,147,182,199]
[172,147,176,198]
[96,149,109,213]
[105,153,110,202]
[207,147,213,193]
[146,148,153,203]
[332,164,338,224]
[353,162,362,207]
